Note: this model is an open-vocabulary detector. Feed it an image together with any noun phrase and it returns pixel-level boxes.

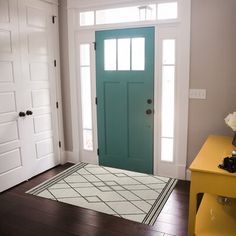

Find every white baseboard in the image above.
[64,151,98,165]
[176,164,187,180]
[81,156,98,165]
[64,151,77,163]
[186,169,191,180]
[156,163,187,180]
[60,151,67,164]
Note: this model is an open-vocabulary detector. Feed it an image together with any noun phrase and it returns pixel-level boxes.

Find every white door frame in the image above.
[65,0,191,179]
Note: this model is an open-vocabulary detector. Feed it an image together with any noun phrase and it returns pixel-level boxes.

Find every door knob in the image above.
[26,110,33,116]
[19,112,26,117]
[147,99,152,104]
[146,109,152,115]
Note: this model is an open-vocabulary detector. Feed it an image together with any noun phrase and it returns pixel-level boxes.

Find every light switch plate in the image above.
[189,89,206,99]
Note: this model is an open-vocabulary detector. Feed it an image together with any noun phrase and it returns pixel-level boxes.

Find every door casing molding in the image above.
[64,0,191,179]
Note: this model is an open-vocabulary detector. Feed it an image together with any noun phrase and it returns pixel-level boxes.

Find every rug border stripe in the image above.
[142,178,173,221]
[142,178,178,225]
[148,179,177,225]
[142,178,173,223]
[148,179,178,225]
[26,163,87,195]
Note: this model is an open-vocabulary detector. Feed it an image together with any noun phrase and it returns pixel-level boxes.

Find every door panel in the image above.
[0,149,22,174]
[96,27,154,174]
[127,82,146,159]
[0,61,14,82]
[0,0,10,23]
[18,0,59,177]
[0,0,28,191]
[104,82,124,156]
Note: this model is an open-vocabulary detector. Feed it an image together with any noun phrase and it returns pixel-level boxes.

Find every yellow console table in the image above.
[188,135,236,236]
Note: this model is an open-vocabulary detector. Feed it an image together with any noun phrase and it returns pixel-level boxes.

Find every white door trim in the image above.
[65,0,191,179]
[51,4,66,164]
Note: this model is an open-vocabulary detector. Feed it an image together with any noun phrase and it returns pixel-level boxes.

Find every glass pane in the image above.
[163,39,175,65]
[96,7,138,24]
[80,11,94,26]
[161,138,174,162]
[118,38,130,70]
[96,4,156,25]
[157,2,178,20]
[83,129,93,150]
[132,38,145,70]
[104,39,116,70]
[139,5,156,21]
[80,44,90,66]
[146,4,156,20]
[161,66,175,137]
[81,67,92,130]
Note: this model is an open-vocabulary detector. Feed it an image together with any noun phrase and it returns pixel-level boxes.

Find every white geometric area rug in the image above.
[27,163,177,225]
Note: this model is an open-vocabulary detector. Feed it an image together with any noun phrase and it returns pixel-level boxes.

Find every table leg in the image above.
[188,188,197,236]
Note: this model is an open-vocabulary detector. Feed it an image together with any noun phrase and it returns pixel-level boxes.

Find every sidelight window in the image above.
[80,44,93,151]
[161,39,176,162]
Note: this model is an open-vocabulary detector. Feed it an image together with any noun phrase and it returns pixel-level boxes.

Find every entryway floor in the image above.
[0,163,190,236]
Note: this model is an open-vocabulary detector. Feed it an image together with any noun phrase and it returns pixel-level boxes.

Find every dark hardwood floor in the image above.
[0,163,190,236]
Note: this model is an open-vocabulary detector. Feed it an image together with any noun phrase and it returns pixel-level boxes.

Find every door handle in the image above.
[147,99,152,104]
[19,112,26,117]
[146,109,152,115]
[26,110,33,116]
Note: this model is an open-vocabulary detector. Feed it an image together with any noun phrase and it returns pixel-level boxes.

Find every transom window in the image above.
[79,1,178,26]
[104,37,145,71]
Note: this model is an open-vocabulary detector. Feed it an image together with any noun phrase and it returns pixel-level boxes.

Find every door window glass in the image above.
[104,37,145,71]
[118,38,130,70]
[132,37,145,70]
[104,39,116,70]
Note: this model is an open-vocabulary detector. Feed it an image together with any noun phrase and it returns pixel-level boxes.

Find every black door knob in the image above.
[147,99,152,104]
[146,109,152,115]
[26,110,33,115]
[19,112,26,117]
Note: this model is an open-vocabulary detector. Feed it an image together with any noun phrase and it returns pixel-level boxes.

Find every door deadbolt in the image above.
[146,109,152,115]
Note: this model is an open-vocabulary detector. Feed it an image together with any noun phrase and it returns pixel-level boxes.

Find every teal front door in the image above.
[96,27,154,174]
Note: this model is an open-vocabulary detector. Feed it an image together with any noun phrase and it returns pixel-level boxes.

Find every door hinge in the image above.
[93,42,96,50]
[56,101,59,109]
[52,16,56,24]
[54,60,56,67]
[97,148,99,156]
[95,97,97,105]
[59,141,61,148]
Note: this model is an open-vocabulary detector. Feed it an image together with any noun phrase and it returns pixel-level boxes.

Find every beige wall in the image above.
[59,0,236,166]
[188,0,236,166]
[59,1,73,151]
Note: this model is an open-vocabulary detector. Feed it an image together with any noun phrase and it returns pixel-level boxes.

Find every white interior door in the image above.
[18,0,60,177]
[0,0,29,191]
[0,0,60,192]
